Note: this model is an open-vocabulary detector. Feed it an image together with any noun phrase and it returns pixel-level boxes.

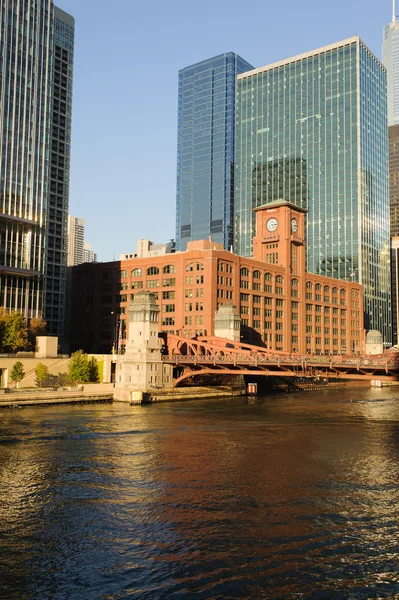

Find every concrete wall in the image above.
[0,357,70,388]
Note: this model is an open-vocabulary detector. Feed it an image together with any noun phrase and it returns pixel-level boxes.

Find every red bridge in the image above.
[162,334,399,387]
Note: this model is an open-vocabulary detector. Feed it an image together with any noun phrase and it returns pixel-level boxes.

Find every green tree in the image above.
[68,350,91,384]
[87,357,99,383]
[35,363,49,388]
[1,312,28,353]
[10,361,25,388]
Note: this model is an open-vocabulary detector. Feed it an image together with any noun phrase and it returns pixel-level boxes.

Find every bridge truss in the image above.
[162,335,399,387]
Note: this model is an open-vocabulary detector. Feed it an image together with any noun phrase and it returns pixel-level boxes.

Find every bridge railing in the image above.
[162,353,397,370]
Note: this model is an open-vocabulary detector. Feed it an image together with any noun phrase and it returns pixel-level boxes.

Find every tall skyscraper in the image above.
[384,5,399,345]
[176,52,253,251]
[45,6,74,342]
[67,216,85,267]
[383,1,399,125]
[0,1,74,346]
[235,37,391,340]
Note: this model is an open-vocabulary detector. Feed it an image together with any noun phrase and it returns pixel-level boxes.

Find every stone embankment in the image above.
[0,386,114,409]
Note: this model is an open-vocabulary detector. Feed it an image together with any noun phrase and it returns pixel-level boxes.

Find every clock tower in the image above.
[253,200,307,271]
[252,200,307,353]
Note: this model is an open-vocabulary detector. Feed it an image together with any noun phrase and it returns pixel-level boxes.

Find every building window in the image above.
[163,265,175,274]
[102,271,113,280]
[196,263,204,271]
[163,304,175,313]
[118,270,127,279]
[162,317,175,326]
[131,281,143,290]
[163,291,175,299]
[163,278,176,287]
[147,267,159,276]
[132,268,142,277]
[240,267,249,277]
[147,279,159,288]
[253,270,261,280]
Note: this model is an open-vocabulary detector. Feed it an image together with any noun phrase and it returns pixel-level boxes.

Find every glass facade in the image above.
[383,20,399,126]
[176,52,253,251]
[0,1,74,345]
[235,37,391,340]
[44,6,75,343]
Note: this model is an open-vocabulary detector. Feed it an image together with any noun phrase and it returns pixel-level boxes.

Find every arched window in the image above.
[332,287,338,294]
[276,275,283,284]
[265,272,272,281]
[163,265,175,274]
[147,266,159,276]
[315,283,321,291]
[185,263,193,272]
[340,288,346,297]
[253,270,261,280]
[306,281,312,289]
[240,267,249,277]
[324,285,330,293]
[131,268,142,277]
[196,263,204,271]
[291,278,298,287]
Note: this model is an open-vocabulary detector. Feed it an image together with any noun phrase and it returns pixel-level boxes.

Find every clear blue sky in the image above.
[57,0,391,262]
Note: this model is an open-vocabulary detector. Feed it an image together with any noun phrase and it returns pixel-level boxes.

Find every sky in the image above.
[57,0,392,262]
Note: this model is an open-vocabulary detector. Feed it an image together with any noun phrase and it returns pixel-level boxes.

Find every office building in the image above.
[0,1,74,346]
[235,37,391,341]
[176,52,253,252]
[84,243,97,264]
[70,202,363,356]
[67,216,84,266]
[45,6,75,342]
[389,125,399,344]
[383,1,399,125]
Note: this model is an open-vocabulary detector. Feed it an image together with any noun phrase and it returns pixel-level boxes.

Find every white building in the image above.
[67,215,84,266]
[84,242,97,264]
[383,1,399,125]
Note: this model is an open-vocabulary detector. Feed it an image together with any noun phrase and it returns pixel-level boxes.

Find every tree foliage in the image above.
[0,311,28,352]
[68,351,99,384]
[10,361,25,387]
[35,363,49,388]
[29,317,47,348]
[0,311,49,353]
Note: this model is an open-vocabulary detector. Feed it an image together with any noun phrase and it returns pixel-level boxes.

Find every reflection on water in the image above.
[1,388,399,599]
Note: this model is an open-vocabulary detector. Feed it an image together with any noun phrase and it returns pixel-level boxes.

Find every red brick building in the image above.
[69,202,364,355]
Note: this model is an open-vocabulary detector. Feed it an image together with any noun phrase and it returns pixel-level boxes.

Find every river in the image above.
[1,388,399,599]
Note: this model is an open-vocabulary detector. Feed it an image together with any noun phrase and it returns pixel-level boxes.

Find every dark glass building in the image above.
[0,1,74,348]
[176,52,253,251]
[44,6,75,343]
[235,37,391,341]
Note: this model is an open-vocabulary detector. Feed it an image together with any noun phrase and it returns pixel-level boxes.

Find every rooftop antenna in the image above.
[394,0,396,22]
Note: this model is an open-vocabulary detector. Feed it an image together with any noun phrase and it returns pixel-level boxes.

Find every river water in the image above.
[1,388,399,599]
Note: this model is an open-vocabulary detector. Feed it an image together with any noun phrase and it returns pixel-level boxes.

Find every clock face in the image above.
[266,218,278,233]
[291,218,298,233]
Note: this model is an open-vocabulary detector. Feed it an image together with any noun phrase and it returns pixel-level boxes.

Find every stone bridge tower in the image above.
[114,291,173,402]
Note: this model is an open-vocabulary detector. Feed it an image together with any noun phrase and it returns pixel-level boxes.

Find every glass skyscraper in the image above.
[235,37,391,340]
[0,1,74,346]
[176,52,253,251]
[383,5,399,126]
[45,6,74,343]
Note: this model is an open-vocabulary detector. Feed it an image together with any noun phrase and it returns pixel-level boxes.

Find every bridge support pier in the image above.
[113,292,173,403]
